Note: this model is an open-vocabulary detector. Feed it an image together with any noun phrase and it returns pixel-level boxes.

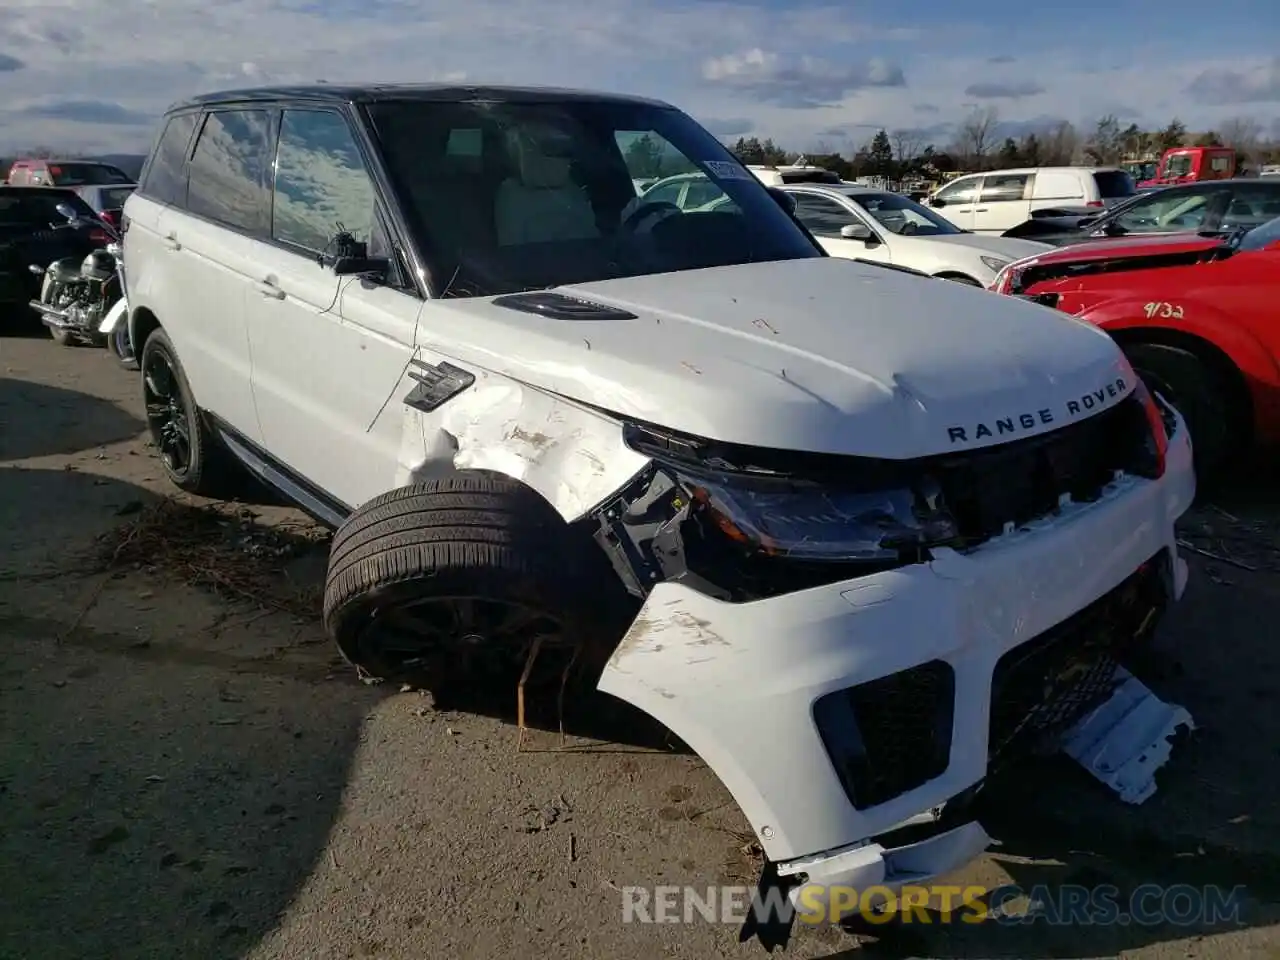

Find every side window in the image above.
[935,177,977,204]
[272,109,378,254]
[980,173,1030,202]
[1209,155,1232,173]
[186,109,273,233]
[140,112,198,206]
[1113,191,1215,232]
[1221,186,1280,229]
[790,193,855,236]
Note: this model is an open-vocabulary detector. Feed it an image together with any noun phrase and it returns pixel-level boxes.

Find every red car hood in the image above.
[1013,231,1224,267]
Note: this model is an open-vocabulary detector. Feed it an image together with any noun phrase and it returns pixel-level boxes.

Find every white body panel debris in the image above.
[1060,666,1195,804]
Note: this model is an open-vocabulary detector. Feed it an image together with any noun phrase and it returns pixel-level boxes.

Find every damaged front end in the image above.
[588,392,1192,947]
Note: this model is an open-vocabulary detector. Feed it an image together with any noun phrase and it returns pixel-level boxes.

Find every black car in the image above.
[1002,178,1280,246]
[0,186,106,324]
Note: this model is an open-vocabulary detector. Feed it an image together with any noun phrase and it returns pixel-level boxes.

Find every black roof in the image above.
[166,83,672,115]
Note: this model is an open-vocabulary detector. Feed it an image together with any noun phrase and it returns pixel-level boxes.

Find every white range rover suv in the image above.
[122,83,1195,933]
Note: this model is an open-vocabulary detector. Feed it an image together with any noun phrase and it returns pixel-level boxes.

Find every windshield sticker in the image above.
[704,161,753,181]
[1143,301,1185,320]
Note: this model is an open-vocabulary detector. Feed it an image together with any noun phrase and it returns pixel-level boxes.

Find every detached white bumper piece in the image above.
[1060,666,1195,805]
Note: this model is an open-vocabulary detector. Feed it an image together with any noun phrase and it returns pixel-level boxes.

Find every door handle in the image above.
[974,207,988,212]
[162,234,181,251]
[255,277,285,300]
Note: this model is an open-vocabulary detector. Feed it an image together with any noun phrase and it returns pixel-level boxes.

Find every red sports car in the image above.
[989,217,1280,476]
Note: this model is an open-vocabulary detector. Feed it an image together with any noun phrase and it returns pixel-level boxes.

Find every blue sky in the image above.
[1,0,1278,153]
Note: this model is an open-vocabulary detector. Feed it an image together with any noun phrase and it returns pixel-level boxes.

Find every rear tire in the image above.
[139,328,236,497]
[324,474,623,684]
[1123,341,1237,479]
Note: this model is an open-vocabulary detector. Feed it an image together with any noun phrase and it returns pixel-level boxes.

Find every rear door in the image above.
[1091,169,1137,208]
[157,107,275,442]
[973,172,1032,233]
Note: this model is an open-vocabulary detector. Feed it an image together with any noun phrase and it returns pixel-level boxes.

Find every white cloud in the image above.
[0,1,1276,153]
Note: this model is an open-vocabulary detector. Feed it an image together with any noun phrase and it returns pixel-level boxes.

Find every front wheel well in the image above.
[932,271,983,286]
[1109,326,1254,443]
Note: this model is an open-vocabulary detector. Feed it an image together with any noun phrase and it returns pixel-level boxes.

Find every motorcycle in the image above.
[28,202,133,365]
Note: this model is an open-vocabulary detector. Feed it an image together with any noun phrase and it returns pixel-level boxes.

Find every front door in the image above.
[929,176,980,230]
[245,107,421,512]
[789,192,891,265]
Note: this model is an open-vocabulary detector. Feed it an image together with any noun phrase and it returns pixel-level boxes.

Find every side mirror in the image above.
[766,186,796,215]
[840,222,875,241]
[55,202,78,221]
[333,255,390,278]
[929,196,946,208]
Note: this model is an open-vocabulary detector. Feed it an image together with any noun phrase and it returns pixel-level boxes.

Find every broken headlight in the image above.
[598,422,961,601]
[688,476,957,562]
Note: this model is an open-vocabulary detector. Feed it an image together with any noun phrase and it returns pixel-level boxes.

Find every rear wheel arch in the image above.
[130,305,162,354]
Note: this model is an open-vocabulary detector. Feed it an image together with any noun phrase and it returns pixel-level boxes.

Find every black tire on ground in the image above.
[324,474,625,683]
[1124,341,1237,478]
[139,327,236,497]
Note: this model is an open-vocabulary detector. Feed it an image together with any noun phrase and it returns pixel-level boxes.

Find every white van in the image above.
[928,167,1137,234]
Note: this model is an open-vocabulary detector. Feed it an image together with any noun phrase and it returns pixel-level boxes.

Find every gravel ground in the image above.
[2,321,1278,960]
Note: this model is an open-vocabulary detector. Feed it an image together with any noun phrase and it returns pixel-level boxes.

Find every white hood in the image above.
[432,257,1135,460]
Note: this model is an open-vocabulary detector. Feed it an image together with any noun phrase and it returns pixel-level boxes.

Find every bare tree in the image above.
[889,128,924,167]
[1040,121,1080,165]
[954,105,1000,166]
[1219,116,1262,154]
[1084,115,1124,165]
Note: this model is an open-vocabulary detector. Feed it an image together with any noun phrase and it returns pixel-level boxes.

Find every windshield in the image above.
[1161,153,1194,179]
[47,162,133,186]
[1236,215,1280,252]
[845,191,961,236]
[367,100,821,297]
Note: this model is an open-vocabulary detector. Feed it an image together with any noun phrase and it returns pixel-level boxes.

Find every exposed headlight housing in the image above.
[980,255,1011,273]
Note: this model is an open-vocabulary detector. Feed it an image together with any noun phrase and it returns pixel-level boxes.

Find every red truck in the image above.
[1138,146,1236,189]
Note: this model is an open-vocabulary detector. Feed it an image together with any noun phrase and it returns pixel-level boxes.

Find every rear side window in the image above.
[141,113,199,206]
[1093,170,1136,199]
[187,109,273,234]
[790,193,855,236]
[779,169,841,185]
[100,186,136,210]
[271,109,377,254]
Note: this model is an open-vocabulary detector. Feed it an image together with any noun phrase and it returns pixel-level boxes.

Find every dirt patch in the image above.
[89,499,330,621]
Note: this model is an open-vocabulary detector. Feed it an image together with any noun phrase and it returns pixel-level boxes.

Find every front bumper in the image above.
[597,409,1194,883]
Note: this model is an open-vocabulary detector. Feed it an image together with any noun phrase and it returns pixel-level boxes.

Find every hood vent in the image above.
[491,290,637,321]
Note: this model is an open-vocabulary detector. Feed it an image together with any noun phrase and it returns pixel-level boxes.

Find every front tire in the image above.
[324,474,621,684]
[1124,342,1237,478]
[109,322,138,369]
[139,328,233,496]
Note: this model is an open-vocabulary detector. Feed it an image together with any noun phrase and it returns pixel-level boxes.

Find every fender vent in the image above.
[492,291,636,321]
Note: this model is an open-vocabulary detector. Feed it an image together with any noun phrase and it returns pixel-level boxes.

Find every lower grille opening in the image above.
[988,550,1170,767]
[814,660,955,810]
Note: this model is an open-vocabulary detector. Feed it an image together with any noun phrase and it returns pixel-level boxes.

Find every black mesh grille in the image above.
[932,395,1154,548]
[814,660,955,810]
[988,551,1169,766]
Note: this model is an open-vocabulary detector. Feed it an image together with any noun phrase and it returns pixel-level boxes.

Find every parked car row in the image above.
[95,82,1202,940]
